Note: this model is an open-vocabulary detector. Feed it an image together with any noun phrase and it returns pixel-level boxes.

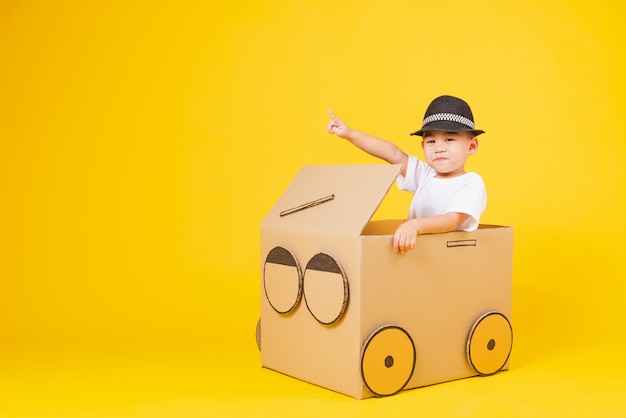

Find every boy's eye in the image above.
[445,138,455,142]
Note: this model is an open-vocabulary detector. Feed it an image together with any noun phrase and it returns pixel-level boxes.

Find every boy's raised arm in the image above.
[327,109,408,175]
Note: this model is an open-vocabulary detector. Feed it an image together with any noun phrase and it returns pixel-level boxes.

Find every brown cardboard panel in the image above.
[260,230,366,399]
[361,219,404,236]
[260,165,513,399]
[262,165,401,237]
[359,226,513,393]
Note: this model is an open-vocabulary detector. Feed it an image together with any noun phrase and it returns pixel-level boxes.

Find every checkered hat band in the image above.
[422,113,475,130]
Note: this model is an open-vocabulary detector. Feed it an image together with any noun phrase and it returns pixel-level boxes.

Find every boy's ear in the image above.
[468,137,479,154]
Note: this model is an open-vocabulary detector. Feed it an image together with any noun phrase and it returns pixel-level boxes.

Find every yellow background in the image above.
[1,0,625,416]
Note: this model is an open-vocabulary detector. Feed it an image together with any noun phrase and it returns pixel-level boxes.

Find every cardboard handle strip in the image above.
[280,194,335,217]
[446,239,477,248]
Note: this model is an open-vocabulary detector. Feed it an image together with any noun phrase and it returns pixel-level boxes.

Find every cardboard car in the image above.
[259,164,514,399]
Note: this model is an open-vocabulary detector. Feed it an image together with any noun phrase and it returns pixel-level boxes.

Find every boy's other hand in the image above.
[393,220,419,255]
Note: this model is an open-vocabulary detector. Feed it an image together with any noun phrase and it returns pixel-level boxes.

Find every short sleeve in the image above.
[396,155,432,194]
[446,173,487,231]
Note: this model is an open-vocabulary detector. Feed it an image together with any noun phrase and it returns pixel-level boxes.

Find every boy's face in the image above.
[421,131,478,178]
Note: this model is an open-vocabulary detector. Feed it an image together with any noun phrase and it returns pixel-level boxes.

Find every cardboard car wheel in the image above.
[263,246,302,314]
[466,312,513,376]
[255,317,261,351]
[303,253,349,325]
[361,325,416,397]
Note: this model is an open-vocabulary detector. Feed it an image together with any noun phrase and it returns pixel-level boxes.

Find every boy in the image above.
[327,95,486,255]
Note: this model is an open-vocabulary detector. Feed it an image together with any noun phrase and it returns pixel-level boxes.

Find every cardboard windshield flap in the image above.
[260,164,513,399]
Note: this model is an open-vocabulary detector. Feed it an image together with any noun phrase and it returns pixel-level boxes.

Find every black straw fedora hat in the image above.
[411,95,485,137]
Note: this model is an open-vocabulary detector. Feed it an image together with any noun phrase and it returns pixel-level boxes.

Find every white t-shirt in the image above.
[396,155,487,231]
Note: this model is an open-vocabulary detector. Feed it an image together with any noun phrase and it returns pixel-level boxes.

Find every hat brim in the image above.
[411,120,485,137]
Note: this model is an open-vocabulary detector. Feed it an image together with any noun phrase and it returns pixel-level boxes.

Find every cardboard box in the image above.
[260,164,513,399]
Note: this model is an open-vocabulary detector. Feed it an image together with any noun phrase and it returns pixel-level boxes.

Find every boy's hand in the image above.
[393,220,419,255]
[327,109,352,139]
